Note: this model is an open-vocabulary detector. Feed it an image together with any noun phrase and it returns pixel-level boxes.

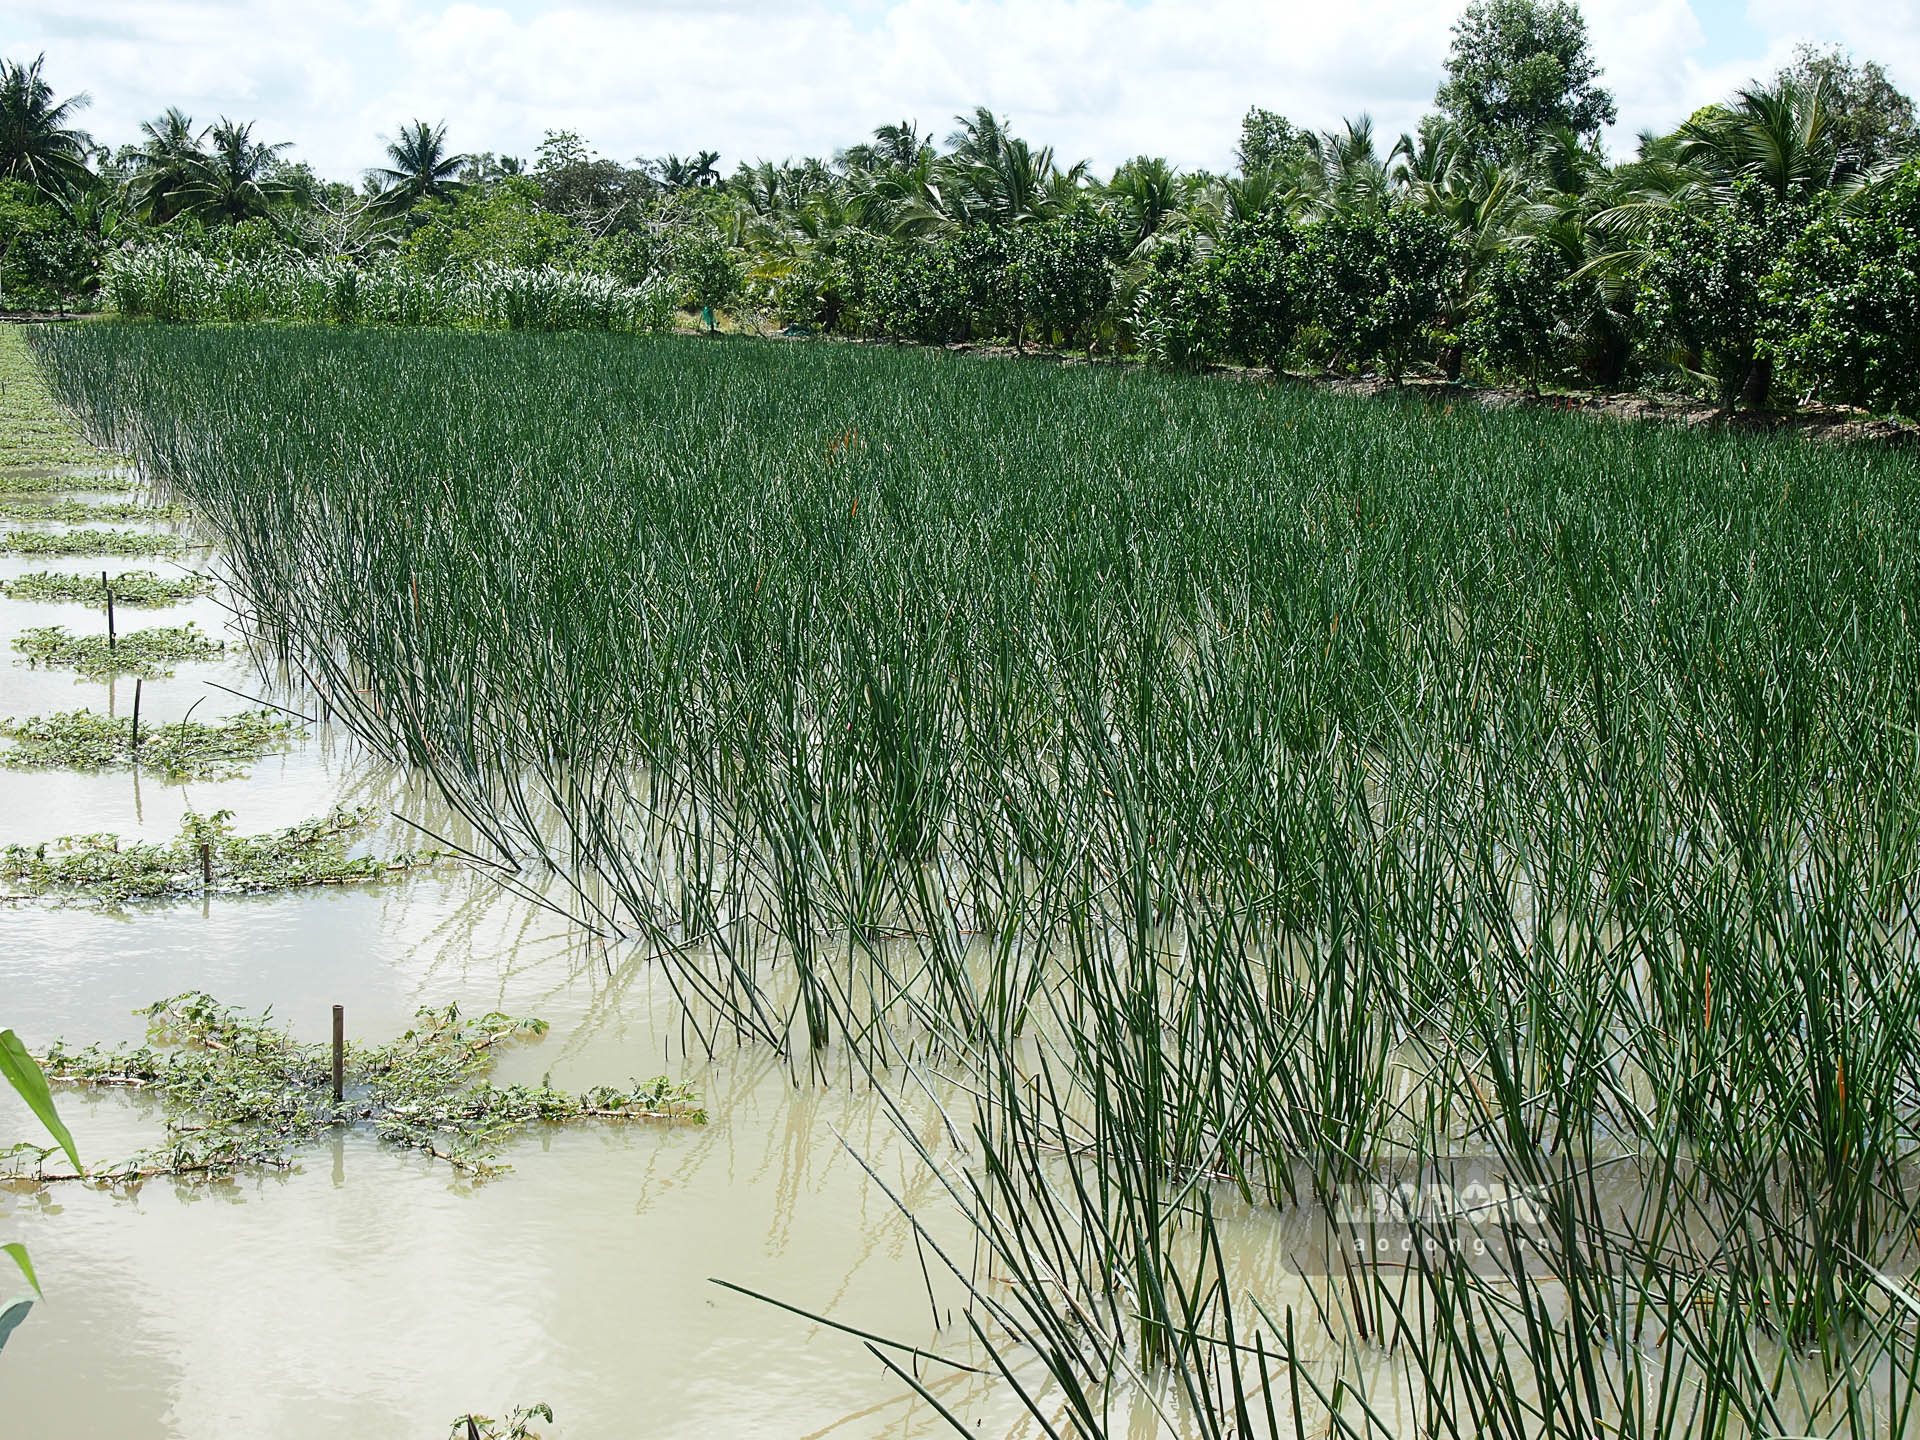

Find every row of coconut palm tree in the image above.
[5,45,1902,258]
[726,78,1897,255]
[0,57,479,227]
[706,71,1906,401]
[5,39,1914,408]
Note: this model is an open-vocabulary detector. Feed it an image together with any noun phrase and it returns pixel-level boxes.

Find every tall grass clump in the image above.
[101,249,676,333]
[26,319,1920,1435]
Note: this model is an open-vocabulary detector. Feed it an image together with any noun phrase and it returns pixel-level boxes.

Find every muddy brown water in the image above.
[4,497,1878,1440]
[0,509,1539,1440]
[0,507,1068,1437]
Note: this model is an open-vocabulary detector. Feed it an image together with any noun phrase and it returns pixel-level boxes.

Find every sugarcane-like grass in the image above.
[26,320,1920,1437]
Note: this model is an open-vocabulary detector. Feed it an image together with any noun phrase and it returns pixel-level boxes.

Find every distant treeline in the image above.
[3,1,1917,413]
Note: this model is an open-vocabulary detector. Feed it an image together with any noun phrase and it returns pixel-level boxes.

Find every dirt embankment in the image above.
[1310,371,1918,448]
[893,332,1920,450]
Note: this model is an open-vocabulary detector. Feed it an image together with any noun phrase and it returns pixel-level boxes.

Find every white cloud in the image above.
[1747,0,1920,99]
[9,0,1915,182]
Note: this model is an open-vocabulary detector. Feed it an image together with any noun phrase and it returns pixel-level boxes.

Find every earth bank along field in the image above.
[27,321,1920,1438]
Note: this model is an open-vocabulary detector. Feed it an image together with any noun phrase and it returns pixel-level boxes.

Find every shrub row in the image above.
[102,247,677,333]
[760,166,1920,415]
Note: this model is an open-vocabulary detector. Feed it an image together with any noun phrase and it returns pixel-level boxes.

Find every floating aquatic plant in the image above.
[0,806,435,905]
[18,993,701,1183]
[0,569,213,607]
[0,527,184,557]
[450,1406,554,1440]
[0,469,137,495]
[12,621,223,678]
[0,497,180,524]
[0,707,302,780]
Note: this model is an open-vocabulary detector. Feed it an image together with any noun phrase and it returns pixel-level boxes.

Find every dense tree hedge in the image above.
[6,11,1919,414]
[1766,165,1920,415]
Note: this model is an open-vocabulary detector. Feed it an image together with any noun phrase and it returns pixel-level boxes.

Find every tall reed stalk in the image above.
[28,321,1920,1435]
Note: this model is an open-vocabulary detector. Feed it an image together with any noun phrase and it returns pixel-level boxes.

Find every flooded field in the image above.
[10,322,1920,1440]
[0,449,1027,1438]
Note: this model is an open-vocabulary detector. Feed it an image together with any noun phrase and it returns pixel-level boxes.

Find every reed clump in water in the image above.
[20,993,701,1183]
[0,707,302,780]
[25,320,1920,1436]
[0,569,213,607]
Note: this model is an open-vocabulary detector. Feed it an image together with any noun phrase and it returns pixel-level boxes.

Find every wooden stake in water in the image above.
[332,1005,345,1103]
[103,571,115,651]
[199,841,213,888]
[129,677,142,760]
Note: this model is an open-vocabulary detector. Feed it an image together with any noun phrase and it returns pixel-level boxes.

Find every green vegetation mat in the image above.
[0,806,434,904]
[24,320,1920,1431]
[13,621,223,677]
[0,497,181,523]
[0,527,184,557]
[0,469,137,494]
[0,708,302,780]
[19,993,702,1183]
[452,1407,552,1440]
[0,568,213,606]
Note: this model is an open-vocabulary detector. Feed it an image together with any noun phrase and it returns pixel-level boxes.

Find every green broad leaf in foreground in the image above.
[0,1299,31,1353]
[0,1029,80,1173]
[1,1243,40,1299]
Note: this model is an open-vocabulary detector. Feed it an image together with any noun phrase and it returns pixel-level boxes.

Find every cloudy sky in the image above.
[10,0,1916,181]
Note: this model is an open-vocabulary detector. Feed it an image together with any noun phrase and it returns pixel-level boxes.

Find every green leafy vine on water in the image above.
[12,993,703,1184]
[0,498,181,524]
[0,527,184,557]
[0,568,213,607]
[0,806,437,905]
[12,621,223,678]
[0,469,137,495]
[450,1405,554,1439]
[0,708,304,780]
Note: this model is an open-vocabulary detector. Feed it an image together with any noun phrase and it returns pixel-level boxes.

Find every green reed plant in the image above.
[24,319,1920,1435]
